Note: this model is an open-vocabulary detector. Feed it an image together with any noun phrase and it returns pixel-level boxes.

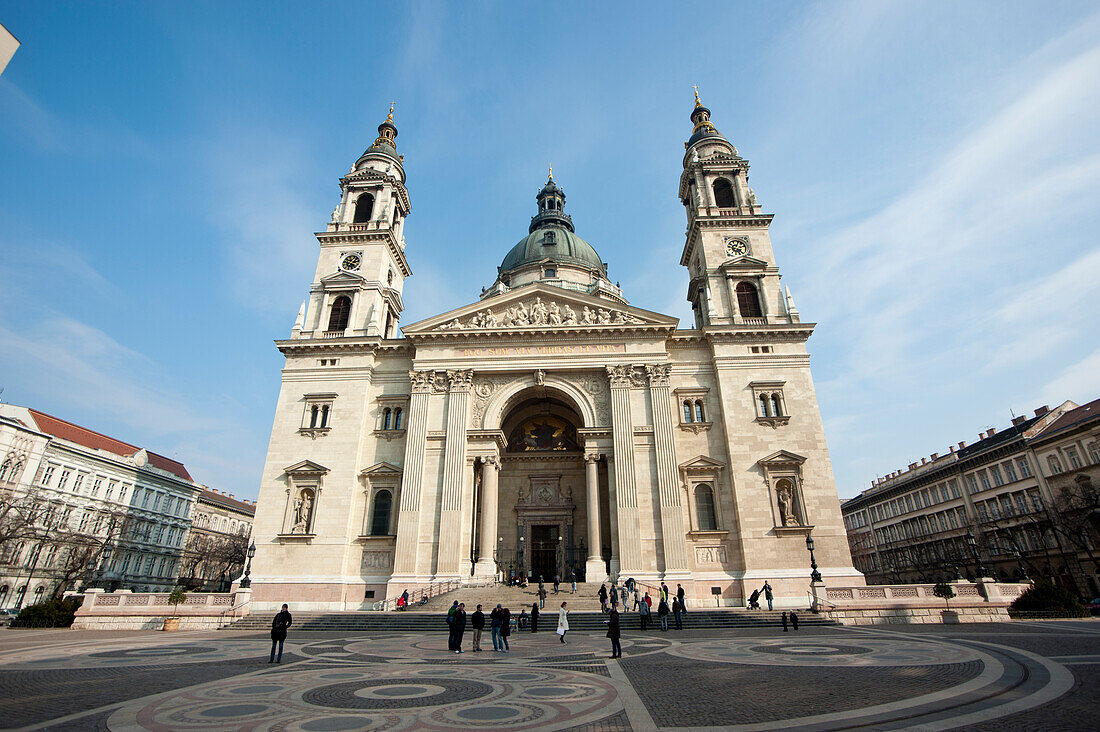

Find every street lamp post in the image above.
[966,534,988,578]
[805,534,822,583]
[240,542,256,589]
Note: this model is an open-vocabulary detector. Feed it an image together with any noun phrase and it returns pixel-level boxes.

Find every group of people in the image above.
[597,579,689,632]
[447,600,571,653]
[746,581,775,610]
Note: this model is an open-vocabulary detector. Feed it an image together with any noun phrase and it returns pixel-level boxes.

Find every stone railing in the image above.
[818,580,1032,626]
[72,588,252,630]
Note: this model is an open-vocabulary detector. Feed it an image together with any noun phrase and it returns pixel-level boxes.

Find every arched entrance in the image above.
[487,389,606,583]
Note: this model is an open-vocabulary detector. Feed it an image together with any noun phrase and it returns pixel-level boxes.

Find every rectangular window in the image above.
[1088,442,1100,465]
[990,466,1003,486]
[1003,461,1017,483]
[544,267,556,278]
[977,503,988,521]
[58,469,70,490]
[151,493,161,511]
[966,475,979,494]
[1066,448,1082,469]
[141,489,150,508]
[72,474,84,493]
[905,495,914,512]
[1014,492,1027,513]
[1017,457,1032,478]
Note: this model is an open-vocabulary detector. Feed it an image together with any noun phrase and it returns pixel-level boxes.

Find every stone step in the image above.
[223,609,835,632]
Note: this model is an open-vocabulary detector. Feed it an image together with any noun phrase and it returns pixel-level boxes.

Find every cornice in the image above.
[405,323,676,344]
[704,323,816,343]
[315,229,412,277]
[681,214,775,266]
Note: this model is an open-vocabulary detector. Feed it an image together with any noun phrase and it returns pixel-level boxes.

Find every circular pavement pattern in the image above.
[670,635,981,667]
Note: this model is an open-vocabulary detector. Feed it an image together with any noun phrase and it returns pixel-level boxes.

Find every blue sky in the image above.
[2,1,1098,501]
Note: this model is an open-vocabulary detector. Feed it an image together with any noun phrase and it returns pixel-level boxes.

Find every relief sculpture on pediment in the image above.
[438,296,643,331]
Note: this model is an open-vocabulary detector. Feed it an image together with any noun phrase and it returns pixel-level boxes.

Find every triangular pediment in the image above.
[403,282,678,336]
[320,270,365,286]
[284,460,330,476]
[718,255,769,271]
[360,461,402,477]
[679,455,726,473]
[758,450,807,466]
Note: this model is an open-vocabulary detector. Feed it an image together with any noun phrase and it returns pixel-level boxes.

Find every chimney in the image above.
[978,431,987,440]
[959,441,967,449]
[908,462,918,470]
[931,452,939,460]
[1034,405,1050,417]
[987,426,997,436]
[921,457,927,465]
[949,445,956,453]
[1012,416,1027,426]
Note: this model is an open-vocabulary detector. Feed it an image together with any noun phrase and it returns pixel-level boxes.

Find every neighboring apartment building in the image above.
[179,488,255,591]
[842,398,1100,597]
[0,404,202,610]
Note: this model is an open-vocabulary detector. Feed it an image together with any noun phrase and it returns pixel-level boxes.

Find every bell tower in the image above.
[679,89,799,329]
[294,104,413,340]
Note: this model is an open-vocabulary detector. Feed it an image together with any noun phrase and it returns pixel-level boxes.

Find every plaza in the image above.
[1,618,1096,730]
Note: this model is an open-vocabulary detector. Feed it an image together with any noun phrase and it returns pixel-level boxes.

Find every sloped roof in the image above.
[199,488,255,515]
[1035,397,1100,439]
[27,408,193,481]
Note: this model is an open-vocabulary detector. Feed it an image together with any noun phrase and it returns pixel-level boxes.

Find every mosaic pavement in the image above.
[1,621,1098,730]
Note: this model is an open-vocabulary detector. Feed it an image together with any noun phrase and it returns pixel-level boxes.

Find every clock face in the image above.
[341,253,361,271]
[726,239,749,257]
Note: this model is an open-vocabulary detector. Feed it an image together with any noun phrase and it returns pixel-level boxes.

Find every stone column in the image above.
[391,370,433,580]
[435,369,472,578]
[474,456,500,578]
[584,452,604,581]
[607,365,641,575]
[647,364,690,577]
[606,454,621,577]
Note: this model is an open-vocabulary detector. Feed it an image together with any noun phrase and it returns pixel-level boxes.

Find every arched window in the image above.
[370,490,393,535]
[0,586,7,604]
[694,400,705,422]
[712,178,736,208]
[353,193,374,223]
[328,295,352,332]
[683,401,693,423]
[770,394,782,417]
[310,405,320,428]
[319,405,330,428]
[14,585,26,607]
[760,394,771,417]
[33,586,43,603]
[695,484,718,530]
[393,408,403,430]
[0,459,10,482]
[735,282,763,319]
[383,408,392,430]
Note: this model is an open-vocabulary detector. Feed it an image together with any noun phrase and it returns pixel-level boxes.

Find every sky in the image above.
[1,1,1098,501]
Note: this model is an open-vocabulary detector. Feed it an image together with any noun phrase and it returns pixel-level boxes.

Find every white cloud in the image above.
[1038,348,1100,408]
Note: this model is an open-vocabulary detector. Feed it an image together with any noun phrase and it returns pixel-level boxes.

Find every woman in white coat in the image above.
[557,601,569,643]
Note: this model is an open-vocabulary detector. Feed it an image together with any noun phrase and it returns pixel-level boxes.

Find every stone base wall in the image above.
[825,606,1011,625]
[72,615,234,631]
[72,588,251,630]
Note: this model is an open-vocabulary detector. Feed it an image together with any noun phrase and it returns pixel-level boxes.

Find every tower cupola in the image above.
[529,165,575,233]
[354,103,403,172]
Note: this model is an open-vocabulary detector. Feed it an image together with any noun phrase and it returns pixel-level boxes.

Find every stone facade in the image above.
[249,96,863,611]
[0,404,201,611]
[178,488,254,591]
[842,397,1100,596]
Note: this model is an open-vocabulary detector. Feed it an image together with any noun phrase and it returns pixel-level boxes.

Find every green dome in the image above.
[499,226,606,275]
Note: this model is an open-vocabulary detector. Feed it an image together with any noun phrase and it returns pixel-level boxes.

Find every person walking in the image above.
[644,591,652,610]
[657,597,670,631]
[598,583,608,612]
[607,606,622,658]
[781,611,789,632]
[620,585,629,611]
[451,603,467,653]
[638,595,650,630]
[446,600,459,651]
[660,582,669,603]
[790,610,799,631]
[633,588,642,611]
[531,602,540,633]
[672,597,683,630]
[269,604,292,664]
[490,604,504,651]
[553,574,560,594]
[538,581,547,609]
[762,581,774,611]
[471,604,485,651]
[676,584,686,614]
[501,606,512,651]
[568,566,576,593]
[557,601,569,643]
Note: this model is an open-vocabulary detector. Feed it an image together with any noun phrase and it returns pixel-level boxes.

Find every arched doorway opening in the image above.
[483,389,608,583]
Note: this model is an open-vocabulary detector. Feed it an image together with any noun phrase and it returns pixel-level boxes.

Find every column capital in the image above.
[447,369,474,392]
[645,364,671,387]
[483,455,501,470]
[409,369,434,393]
[584,452,602,464]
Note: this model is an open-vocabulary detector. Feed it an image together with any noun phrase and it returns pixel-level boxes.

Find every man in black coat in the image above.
[451,602,467,653]
[531,602,540,632]
[676,583,686,614]
[790,610,799,631]
[607,607,622,658]
[470,604,485,651]
[269,604,292,663]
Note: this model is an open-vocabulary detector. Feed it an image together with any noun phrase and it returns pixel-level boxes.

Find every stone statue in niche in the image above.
[293,490,314,533]
[777,485,798,527]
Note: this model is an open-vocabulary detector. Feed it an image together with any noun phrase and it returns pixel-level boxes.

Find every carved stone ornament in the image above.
[483,455,501,470]
[437,296,645,331]
[606,364,633,388]
[584,452,602,464]
[534,369,546,386]
[645,364,671,387]
[447,369,474,391]
[409,370,433,393]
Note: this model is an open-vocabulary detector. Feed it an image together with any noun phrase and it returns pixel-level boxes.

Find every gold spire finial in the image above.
[387,101,395,121]
[548,163,553,180]
[693,85,702,106]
